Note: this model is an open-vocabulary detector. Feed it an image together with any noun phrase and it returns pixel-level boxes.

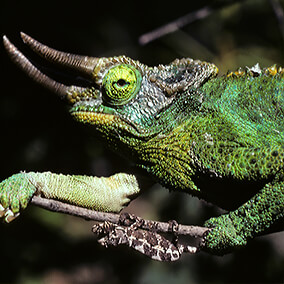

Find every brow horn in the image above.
[20,32,99,76]
[3,35,85,99]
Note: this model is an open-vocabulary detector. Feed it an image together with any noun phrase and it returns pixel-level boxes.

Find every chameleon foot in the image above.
[4,209,20,223]
[0,172,37,223]
[0,205,20,223]
[203,214,247,255]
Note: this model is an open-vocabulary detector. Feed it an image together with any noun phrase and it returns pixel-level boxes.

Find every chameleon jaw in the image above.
[70,102,118,127]
[70,102,149,139]
[71,111,117,127]
[71,109,145,137]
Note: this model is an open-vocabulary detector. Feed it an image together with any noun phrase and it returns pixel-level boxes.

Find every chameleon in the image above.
[2,33,284,257]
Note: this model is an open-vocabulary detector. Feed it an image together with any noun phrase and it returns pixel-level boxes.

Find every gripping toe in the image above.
[4,209,19,223]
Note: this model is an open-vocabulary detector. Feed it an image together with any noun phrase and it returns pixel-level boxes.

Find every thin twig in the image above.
[31,195,208,238]
[139,6,212,45]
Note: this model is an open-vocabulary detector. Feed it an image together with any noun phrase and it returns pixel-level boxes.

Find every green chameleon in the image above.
[2,33,284,258]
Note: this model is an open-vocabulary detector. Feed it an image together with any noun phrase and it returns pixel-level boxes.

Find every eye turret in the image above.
[102,64,141,106]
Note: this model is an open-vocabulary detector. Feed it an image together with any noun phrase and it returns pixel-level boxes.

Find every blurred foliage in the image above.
[1,0,284,283]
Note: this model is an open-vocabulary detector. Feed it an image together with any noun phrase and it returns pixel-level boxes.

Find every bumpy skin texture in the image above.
[2,35,284,255]
[0,172,139,222]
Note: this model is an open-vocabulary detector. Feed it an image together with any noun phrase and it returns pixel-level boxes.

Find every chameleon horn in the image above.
[20,32,98,76]
[3,35,83,99]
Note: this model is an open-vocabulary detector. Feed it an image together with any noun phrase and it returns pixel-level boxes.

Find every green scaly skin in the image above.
[0,172,139,222]
[2,34,284,255]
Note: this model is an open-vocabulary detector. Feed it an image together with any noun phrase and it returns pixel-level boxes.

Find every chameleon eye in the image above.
[102,64,141,106]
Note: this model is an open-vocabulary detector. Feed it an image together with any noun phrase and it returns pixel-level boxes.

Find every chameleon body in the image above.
[2,33,284,256]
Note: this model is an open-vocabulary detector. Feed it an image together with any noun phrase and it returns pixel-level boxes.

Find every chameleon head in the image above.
[3,33,218,145]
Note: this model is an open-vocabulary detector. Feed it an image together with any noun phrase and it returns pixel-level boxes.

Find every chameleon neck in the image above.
[129,74,284,200]
[96,89,203,161]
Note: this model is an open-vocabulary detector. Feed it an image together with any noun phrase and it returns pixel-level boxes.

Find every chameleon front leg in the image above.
[0,171,140,222]
[203,177,284,255]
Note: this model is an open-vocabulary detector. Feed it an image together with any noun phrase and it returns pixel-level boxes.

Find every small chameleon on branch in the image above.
[2,33,284,257]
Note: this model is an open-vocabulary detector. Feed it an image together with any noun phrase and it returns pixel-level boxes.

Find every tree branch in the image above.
[31,196,210,261]
[31,195,208,238]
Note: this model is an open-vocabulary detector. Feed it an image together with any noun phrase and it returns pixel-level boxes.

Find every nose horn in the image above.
[3,35,85,99]
[20,32,99,76]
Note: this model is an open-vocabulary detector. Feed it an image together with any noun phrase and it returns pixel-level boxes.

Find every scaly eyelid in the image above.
[102,64,142,106]
[114,80,130,89]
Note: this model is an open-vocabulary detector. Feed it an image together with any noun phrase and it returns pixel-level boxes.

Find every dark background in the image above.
[1,0,284,283]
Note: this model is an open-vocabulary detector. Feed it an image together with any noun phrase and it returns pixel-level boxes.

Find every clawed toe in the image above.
[4,209,19,223]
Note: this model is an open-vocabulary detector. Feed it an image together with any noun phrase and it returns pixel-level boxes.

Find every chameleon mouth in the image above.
[70,103,117,126]
[70,103,116,116]
[70,104,147,136]
[71,110,116,126]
